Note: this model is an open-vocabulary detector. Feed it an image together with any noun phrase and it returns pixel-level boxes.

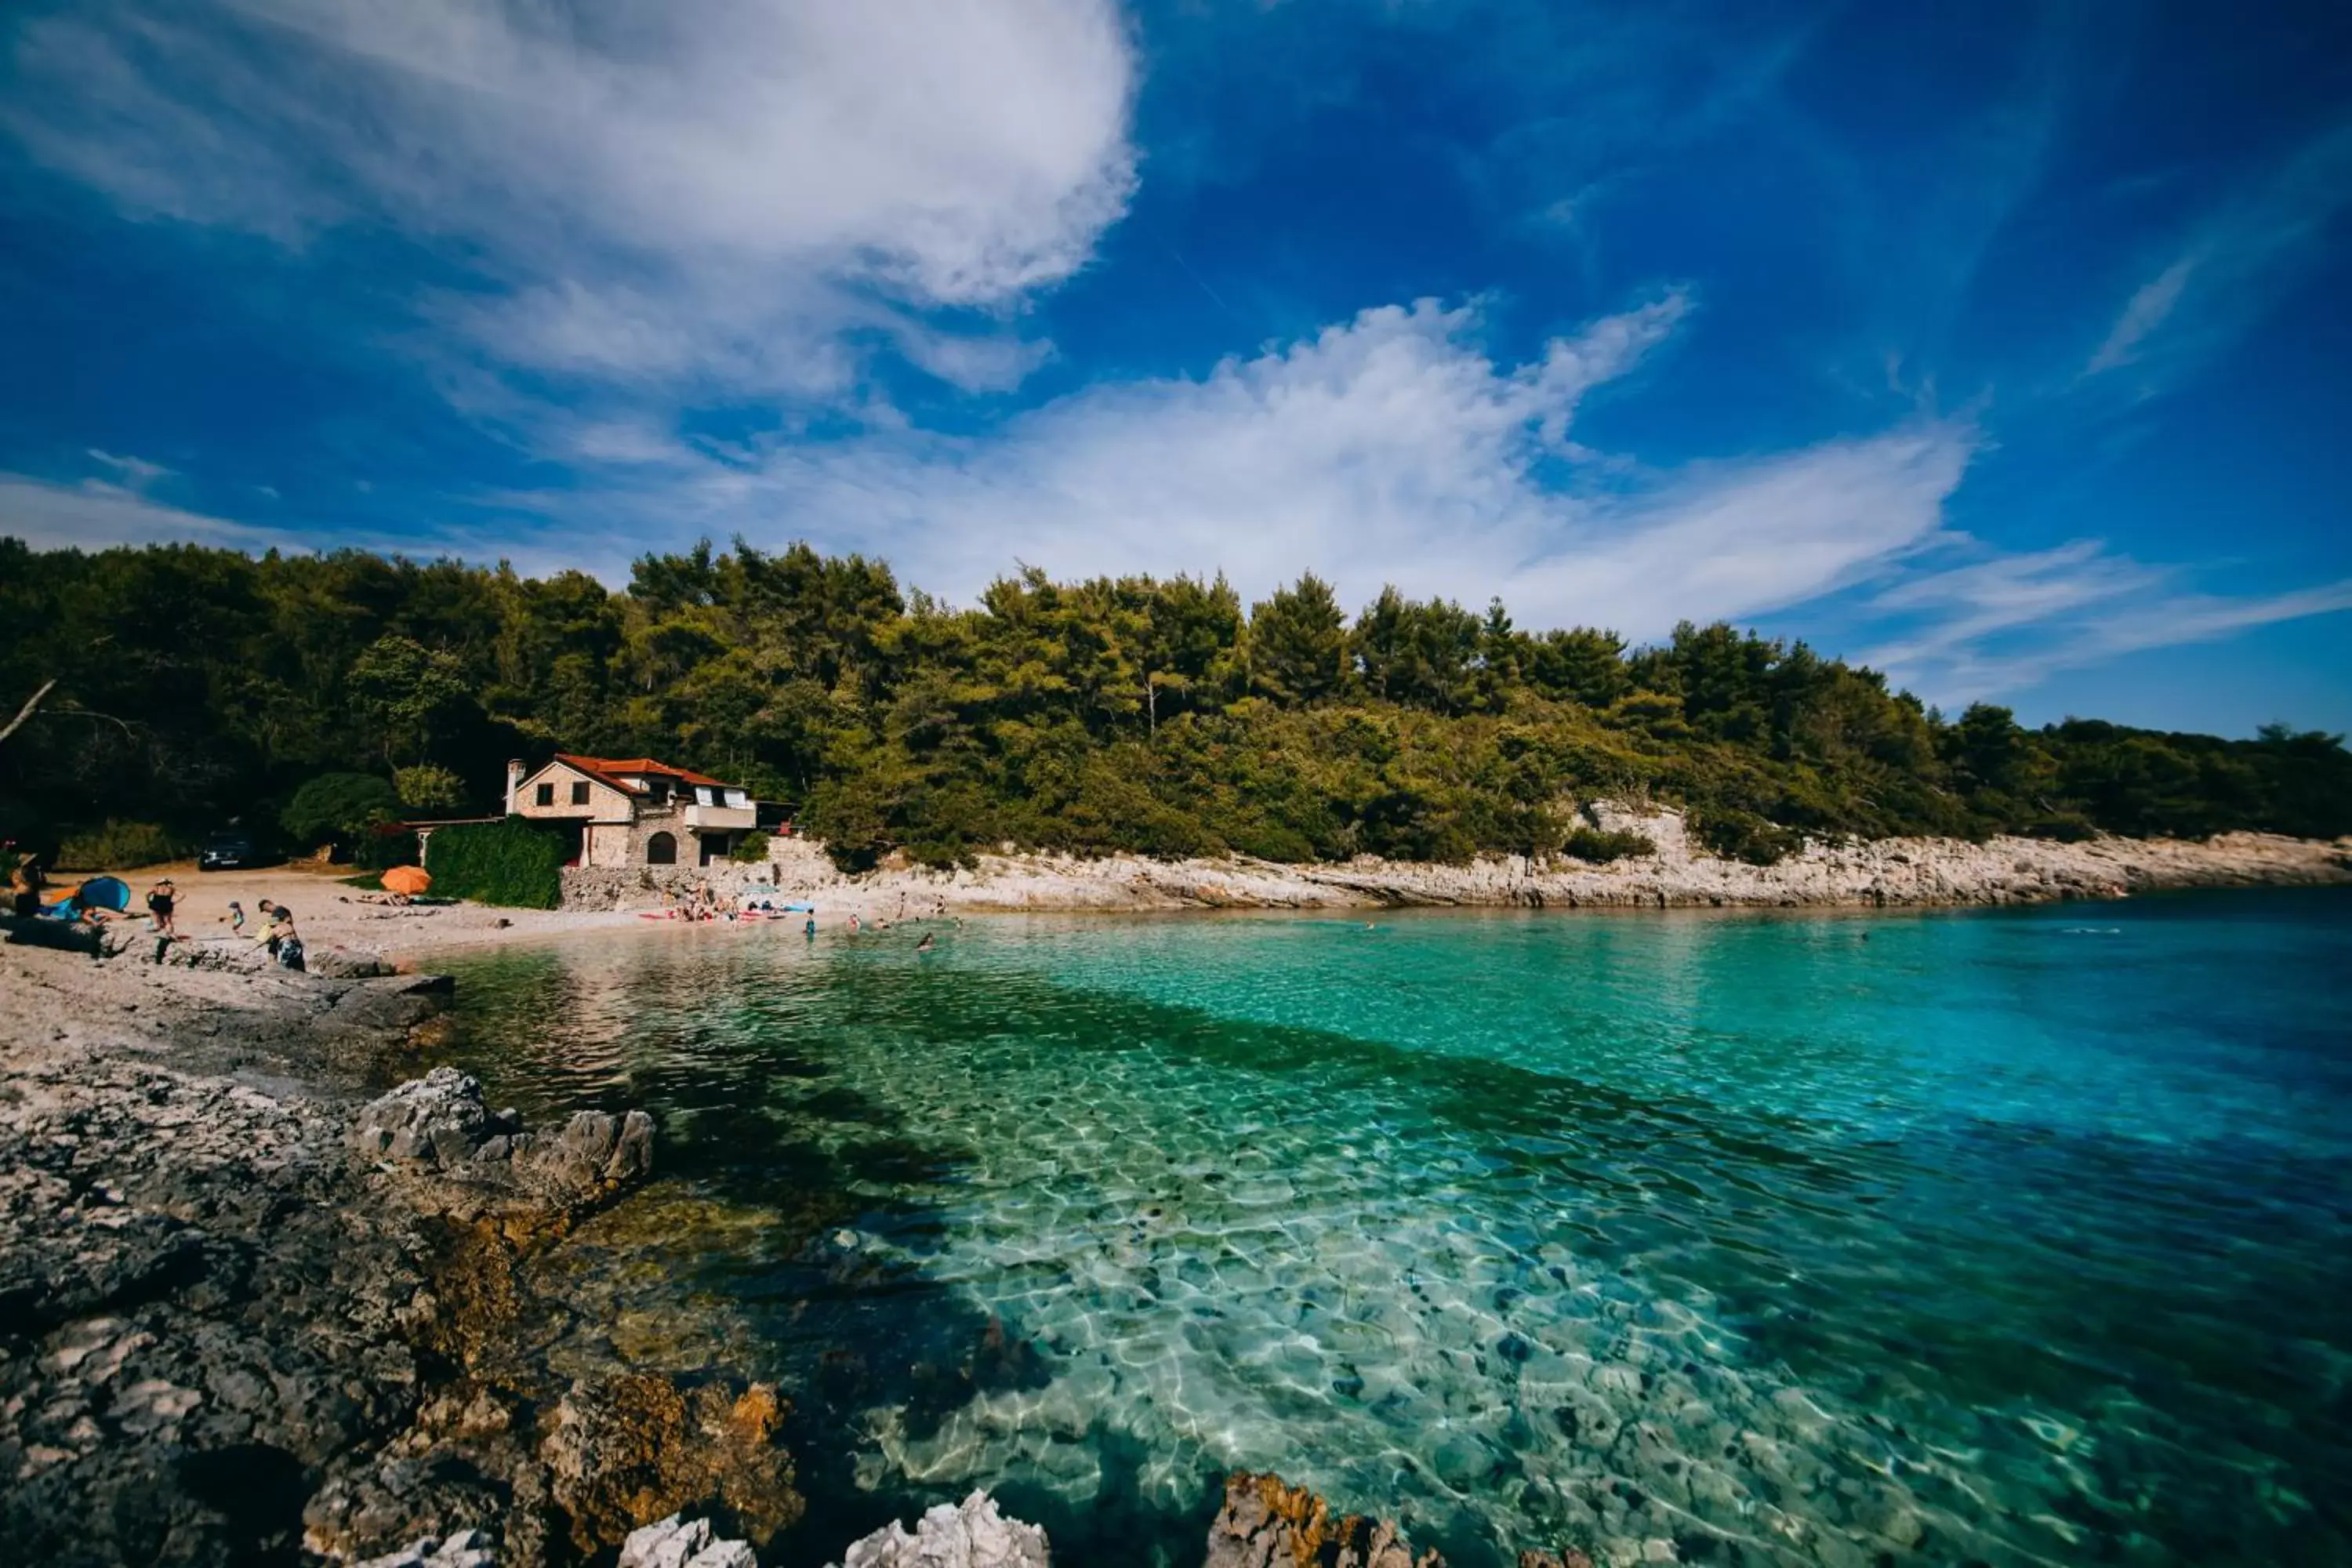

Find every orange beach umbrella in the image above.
[380,866,432,895]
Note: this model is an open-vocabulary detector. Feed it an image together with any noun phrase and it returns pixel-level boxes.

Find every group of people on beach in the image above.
[146,884,304,968]
[651,880,953,949]
[5,856,307,969]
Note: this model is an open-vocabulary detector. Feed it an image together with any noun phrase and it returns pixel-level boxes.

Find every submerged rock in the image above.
[350,1066,655,1220]
[1203,1472,1444,1568]
[620,1513,760,1568]
[539,1374,802,1555]
[824,1490,1048,1568]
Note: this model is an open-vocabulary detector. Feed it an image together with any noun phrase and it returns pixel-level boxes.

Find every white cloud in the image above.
[13,288,2346,707]
[1859,539,2352,702]
[84,449,175,488]
[2082,122,2352,386]
[572,292,1979,640]
[2083,255,2196,375]
[0,465,601,575]
[2,0,1138,401]
[0,474,305,554]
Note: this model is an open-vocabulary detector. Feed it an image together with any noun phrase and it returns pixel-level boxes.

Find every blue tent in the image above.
[39,875,130,918]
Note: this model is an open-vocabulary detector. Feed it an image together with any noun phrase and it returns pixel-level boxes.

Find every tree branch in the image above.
[0,680,58,747]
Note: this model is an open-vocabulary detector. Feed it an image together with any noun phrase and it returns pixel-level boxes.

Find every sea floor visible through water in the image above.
[423,891,2352,1568]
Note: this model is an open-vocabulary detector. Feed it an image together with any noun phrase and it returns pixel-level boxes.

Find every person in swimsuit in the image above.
[146,879,179,938]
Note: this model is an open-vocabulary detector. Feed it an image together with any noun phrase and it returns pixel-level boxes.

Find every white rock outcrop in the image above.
[826,1491,1050,1568]
[619,1513,759,1568]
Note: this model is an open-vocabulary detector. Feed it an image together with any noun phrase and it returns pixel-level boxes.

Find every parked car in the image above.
[198,829,262,871]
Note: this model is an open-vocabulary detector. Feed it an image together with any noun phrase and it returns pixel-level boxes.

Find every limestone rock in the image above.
[825,1490,1048,1568]
[1203,1473,1443,1568]
[310,945,396,979]
[620,1513,760,1568]
[352,1067,495,1167]
[350,1067,655,1218]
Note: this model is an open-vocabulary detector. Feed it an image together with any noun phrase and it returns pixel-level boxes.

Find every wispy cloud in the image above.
[1860,539,2352,702]
[13,288,2346,710]
[0,463,606,576]
[85,449,176,488]
[502,292,1982,640]
[0,473,302,554]
[2082,122,2352,387]
[1,0,1139,413]
[2084,256,2197,376]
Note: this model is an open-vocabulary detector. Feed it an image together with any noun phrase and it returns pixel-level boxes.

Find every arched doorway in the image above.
[644,831,677,866]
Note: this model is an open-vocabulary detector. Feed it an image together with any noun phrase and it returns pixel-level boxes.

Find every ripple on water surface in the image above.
[436,893,2352,1568]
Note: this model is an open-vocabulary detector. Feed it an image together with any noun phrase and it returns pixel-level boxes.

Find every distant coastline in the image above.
[553,807,2352,924]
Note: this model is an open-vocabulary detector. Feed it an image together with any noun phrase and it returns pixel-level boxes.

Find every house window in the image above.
[571,782,590,805]
[535,782,554,807]
[645,831,677,866]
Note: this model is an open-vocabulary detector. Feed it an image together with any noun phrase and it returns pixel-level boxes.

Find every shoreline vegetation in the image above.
[5,537,2350,885]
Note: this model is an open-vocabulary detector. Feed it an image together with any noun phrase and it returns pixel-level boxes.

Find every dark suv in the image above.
[198,829,261,871]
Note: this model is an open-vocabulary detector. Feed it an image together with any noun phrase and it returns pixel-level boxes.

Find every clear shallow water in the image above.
[434,891,2352,1568]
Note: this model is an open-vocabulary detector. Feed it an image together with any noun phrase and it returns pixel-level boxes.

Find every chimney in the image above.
[506,759,524,815]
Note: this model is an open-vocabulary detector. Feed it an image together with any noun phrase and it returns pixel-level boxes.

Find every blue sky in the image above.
[2,0,2349,734]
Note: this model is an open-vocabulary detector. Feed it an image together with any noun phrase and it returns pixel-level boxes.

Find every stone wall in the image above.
[560,834,846,911]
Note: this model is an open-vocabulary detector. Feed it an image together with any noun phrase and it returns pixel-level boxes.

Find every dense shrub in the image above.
[1692,808,1804,866]
[282,772,400,851]
[55,819,183,870]
[1560,826,1655,863]
[424,816,564,909]
[728,830,771,864]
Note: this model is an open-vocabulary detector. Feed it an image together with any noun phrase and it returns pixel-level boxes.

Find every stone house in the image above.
[503,754,760,869]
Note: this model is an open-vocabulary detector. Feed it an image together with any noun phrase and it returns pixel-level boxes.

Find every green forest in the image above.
[2,535,2347,871]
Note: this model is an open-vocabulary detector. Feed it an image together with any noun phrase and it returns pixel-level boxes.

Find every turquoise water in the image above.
[437,891,2352,1567]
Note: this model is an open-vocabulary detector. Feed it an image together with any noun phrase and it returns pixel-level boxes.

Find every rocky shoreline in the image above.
[560,811,2352,921]
[0,935,821,1567]
[0,923,1529,1568]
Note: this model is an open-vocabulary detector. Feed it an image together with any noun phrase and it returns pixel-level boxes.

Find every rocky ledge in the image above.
[0,942,811,1567]
[349,1065,655,1225]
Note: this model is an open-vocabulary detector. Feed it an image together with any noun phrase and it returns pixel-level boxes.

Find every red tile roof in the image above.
[552,753,735,795]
